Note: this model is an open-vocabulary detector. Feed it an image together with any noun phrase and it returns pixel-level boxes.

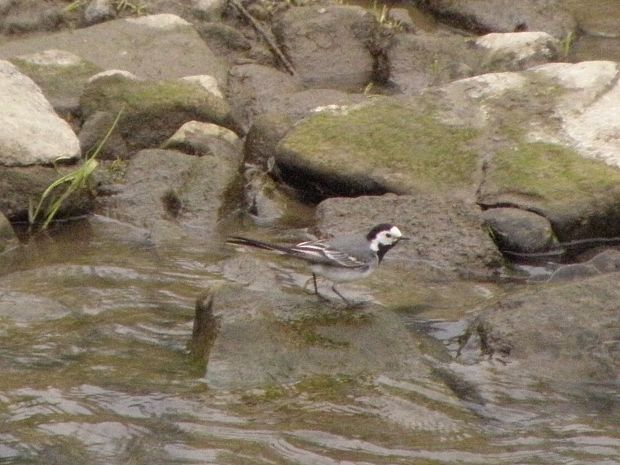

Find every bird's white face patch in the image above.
[370,226,403,251]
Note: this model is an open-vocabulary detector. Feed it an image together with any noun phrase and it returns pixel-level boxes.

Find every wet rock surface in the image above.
[461,272,620,382]
[482,207,557,254]
[96,147,241,242]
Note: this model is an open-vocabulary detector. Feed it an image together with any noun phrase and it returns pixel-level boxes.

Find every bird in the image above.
[226,223,408,304]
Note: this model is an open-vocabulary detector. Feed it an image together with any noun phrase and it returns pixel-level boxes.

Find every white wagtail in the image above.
[226,223,408,304]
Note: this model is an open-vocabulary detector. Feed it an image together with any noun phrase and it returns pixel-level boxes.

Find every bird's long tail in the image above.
[226,236,293,254]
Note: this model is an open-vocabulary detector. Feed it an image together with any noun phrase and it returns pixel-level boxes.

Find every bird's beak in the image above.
[399,236,411,241]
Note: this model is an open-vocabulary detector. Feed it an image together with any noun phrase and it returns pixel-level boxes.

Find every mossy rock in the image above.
[80,74,238,152]
[479,142,620,240]
[275,97,480,199]
[10,50,101,118]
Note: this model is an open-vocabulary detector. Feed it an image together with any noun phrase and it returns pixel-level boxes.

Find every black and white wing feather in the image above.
[226,236,367,268]
[291,240,367,268]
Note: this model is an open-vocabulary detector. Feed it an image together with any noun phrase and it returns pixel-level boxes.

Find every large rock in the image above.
[272,60,620,251]
[274,96,481,200]
[227,64,302,132]
[475,31,560,71]
[0,60,80,166]
[80,73,237,152]
[481,207,557,254]
[387,31,479,94]
[461,272,620,382]
[0,164,93,220]
[97,147,242,242]
[201,284,432,389]
[272,5,377,90]
[534,61,620,167]
[422,0,577,40]
[316,194,502,275]
[0,0,64,35]
[0,14,228,84]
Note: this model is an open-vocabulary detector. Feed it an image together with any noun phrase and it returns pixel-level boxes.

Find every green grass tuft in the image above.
[28,108,124,231]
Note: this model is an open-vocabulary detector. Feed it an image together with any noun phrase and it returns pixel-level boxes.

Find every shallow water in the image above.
[0,217,618,464]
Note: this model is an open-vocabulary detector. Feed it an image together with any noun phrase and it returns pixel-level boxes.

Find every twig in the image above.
[229,0,298,77]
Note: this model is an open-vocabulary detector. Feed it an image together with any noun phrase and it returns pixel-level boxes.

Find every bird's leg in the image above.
[303,273,329,301]
[302,273,321,294]
[331,284,352,306]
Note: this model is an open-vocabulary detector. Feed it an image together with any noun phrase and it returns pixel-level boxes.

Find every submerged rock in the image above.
[461,272,620,382]
[198,284,433,389]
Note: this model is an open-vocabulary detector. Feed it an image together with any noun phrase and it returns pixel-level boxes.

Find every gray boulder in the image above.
[80,73,238,153]
[78,111,129,160]
[227,64,303,132]
[482,207,557,254]
[422,0,576,40]
[0,14,228,84]
[316,194,502,275]
[0,60,80,166]
[97,147,242,242]
[272,5,377,90]
[83,0,116,26]
[461,273,620,382]
[475,31,560,71]
[0,164,93,220]
[387,31,479,94]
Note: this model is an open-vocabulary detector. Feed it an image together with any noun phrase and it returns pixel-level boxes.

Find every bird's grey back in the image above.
[326,232,375,261]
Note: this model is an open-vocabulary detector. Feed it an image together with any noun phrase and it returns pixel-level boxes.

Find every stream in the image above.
[0,216,617,464]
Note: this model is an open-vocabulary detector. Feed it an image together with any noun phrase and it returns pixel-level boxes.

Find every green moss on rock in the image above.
[484,142,620,207]
[277,97,480,195]
[481,141,620,239]
[80,75,236,150]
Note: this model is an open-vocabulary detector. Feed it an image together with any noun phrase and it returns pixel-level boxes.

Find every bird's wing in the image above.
[227,236,368,268]
[291,240,367,268]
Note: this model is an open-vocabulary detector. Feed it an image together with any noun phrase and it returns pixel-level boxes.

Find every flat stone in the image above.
[0,14,228,84]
